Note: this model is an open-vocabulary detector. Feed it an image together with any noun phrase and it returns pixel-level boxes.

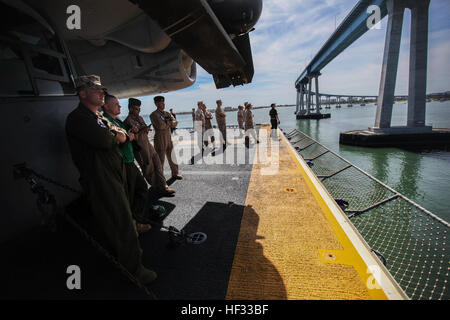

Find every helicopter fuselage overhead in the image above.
[0,0,262,242]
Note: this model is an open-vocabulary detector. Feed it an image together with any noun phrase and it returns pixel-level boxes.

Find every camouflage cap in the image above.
[74,75,107,90]
[128,98,142,108]
[154,95,165,103]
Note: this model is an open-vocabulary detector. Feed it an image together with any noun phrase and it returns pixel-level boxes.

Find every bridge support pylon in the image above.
[314,75,321,114]
[296,74,330,119]
[295,83,307,117]
[372,0,432,134]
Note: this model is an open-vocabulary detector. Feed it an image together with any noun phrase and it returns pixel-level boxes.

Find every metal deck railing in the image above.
[283,128,449,300]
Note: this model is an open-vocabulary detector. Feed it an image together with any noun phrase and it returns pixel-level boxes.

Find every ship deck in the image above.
[0,125,405,300]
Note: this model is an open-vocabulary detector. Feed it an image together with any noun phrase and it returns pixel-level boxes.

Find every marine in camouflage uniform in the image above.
[215,100,227,148]
[124,98,175,196]
[203,103,215,146]
[237,105,245,130]
[150,96,182,180]
[244,103,259,147]
[237,105,245,137]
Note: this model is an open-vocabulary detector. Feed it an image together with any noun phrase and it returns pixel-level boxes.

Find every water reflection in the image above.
[297,118,310,136]
[370,149,390,183]
[396,151,422,200]
[365,148,422,200]
[313,119,321,141]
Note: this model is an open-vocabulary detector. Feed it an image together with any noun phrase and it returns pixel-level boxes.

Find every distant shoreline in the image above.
[174,104,296,115]
[172,96,450,116]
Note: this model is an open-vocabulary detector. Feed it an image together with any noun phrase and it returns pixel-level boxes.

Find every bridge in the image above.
[294,0,432,136]
[296,92,409,114]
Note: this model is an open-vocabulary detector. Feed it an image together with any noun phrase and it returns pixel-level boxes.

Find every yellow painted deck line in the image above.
[282,130,407,300]
[226,126,407,300]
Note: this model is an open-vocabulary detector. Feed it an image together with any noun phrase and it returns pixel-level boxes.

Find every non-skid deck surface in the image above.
[225,125,387,300]
[2,126,389,299]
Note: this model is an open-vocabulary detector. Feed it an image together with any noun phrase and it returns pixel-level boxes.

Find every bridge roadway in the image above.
[295,0,388,87]
[299,93,408,107]
[0,125,405,299]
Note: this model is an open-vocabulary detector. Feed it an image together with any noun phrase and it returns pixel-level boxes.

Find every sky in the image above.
[120,0,450,114]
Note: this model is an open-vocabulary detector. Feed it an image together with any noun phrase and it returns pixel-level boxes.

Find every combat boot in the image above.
[137,266,157,284]
[136,223,151,234]
[159,187,175,197]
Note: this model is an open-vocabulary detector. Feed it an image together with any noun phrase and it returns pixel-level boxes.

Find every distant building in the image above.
[224,106,233,111]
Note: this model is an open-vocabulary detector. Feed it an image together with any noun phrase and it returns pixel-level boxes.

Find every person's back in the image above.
[269,103,279,130]
[215,109,226,126]
[215,101,226,125]
[269,108,277,120]
[194,103,205,133]
[203,107,215,146]
[244,108,254,130]
[237,107,244,129]
[243,104,258,147]
[204,109,213,130]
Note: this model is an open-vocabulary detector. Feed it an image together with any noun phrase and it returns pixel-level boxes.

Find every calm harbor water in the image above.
[135,101,450,222]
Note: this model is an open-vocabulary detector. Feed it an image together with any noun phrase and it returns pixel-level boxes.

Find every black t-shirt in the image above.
[269,108,278,120]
